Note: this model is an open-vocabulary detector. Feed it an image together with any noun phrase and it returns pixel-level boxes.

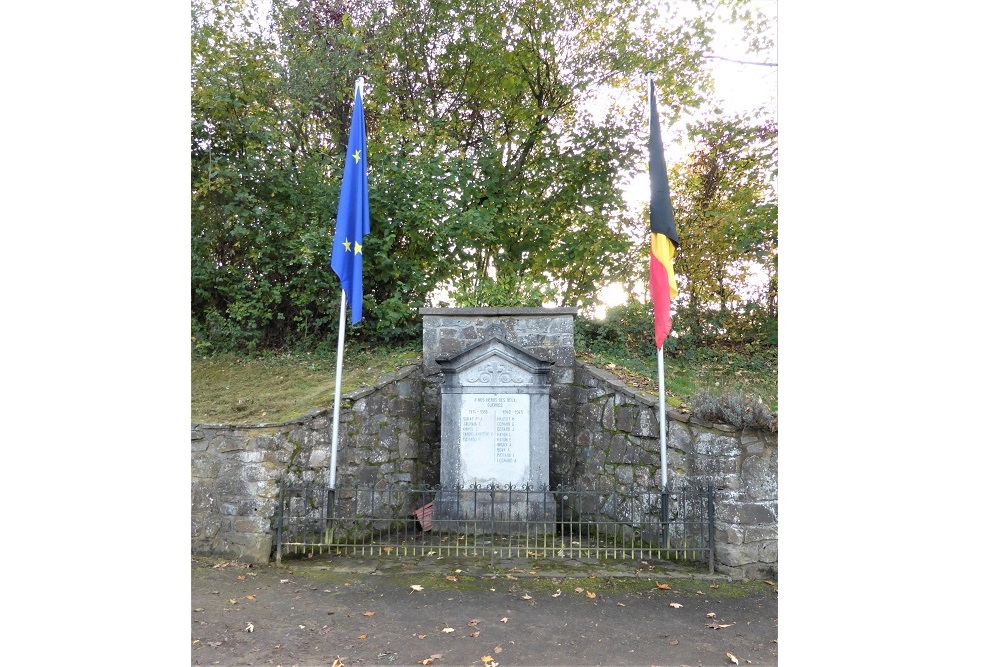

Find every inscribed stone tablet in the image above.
[459,393,530,484]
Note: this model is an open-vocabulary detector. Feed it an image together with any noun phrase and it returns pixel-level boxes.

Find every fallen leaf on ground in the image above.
[481,656,493,663]
[493,645,503,653]
[332,658,346,667]
[500,617,509,623]
[358,634,367,639]
[245,595,255,601]
[442,627,455,633]
[280,579,290,584]
[470,630,480,637]
[363,611,375,617]
[417,635,427,639]
[410,585,424,592]
[551,590,561,597]
[764,580,775,586]
[574,587,585,593]
[711,584,719,589]
[445,576,458,582]
[228,599,237,605]
[726,651,740,664]
[669,603,683,608]
[521,594,532,600]
[468,620,480,626]
[245,622,254,633]
[707,612,716,618]
[586,591,596,599]
[668,639,679,646]
[655,582,672,590]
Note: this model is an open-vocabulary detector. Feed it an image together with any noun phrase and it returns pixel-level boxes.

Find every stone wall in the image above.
[572,362,778,580]
[191,309,778,578]
[191,366,423,564]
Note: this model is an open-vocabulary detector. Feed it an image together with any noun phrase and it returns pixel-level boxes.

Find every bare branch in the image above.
[705,54,777,67]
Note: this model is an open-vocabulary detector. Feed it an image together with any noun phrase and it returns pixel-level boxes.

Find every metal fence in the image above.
[276,480,714,572]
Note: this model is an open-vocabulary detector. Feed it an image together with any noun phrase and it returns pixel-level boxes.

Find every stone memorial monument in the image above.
[433,323,557,530]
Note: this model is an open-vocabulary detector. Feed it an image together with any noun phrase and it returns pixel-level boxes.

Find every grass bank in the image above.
[192,339,776,427]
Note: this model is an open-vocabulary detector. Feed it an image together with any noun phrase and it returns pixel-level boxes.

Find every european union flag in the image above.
[330,83,370,324]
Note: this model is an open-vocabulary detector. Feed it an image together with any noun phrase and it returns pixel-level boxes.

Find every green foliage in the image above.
[577,300,660,358]
[191,0,776,357]
[450,273,546,308]
[669,110,778,347]
[191,0,735,353]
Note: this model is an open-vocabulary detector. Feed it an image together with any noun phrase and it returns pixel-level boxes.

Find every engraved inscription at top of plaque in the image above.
[459,358,527,386]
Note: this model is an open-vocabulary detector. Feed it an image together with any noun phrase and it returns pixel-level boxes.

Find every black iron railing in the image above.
[276,481,714,571]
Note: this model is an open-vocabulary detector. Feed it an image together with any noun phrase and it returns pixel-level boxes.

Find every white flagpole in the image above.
[657,346,668,490]
[329,289,347,489]
[329,77,365,491]
[648,72,669,492]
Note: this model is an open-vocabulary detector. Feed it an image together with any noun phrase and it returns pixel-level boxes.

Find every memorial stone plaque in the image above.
[460,390,530,484]
[433,326,556,530]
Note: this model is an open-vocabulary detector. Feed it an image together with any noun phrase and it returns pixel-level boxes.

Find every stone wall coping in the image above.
[577,362,690,423]
[418,307,578,316]
[342,364,421,401]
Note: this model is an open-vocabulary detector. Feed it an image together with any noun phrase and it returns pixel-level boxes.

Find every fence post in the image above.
[276,481,285,565]
[707,480,715,575]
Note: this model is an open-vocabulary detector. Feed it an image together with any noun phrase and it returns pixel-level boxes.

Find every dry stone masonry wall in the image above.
[191,308,777,579]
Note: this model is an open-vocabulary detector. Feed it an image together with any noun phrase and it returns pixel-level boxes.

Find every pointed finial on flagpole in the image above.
[355,76,365,99]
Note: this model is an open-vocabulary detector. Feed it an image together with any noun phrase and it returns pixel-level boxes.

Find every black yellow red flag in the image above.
[648,81,679,350]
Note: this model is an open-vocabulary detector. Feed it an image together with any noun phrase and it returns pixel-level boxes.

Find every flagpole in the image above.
[329,289,347,489]
[329,76,366,491]
[648,72,670,492]
[657,346,668,489]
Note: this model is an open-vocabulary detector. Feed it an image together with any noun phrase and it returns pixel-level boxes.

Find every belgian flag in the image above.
[648,81,679,350]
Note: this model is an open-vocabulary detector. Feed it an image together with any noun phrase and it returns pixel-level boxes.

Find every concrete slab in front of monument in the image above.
[433,324,557,533]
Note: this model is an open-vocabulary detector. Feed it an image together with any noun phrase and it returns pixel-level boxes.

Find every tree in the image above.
[191,0,766,352]
[670,109,778,345]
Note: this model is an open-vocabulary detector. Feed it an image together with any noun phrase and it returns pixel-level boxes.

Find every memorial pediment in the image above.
[436,329,552,389]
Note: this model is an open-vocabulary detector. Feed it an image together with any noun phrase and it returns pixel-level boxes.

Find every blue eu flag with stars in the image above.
[330,83,370,324]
